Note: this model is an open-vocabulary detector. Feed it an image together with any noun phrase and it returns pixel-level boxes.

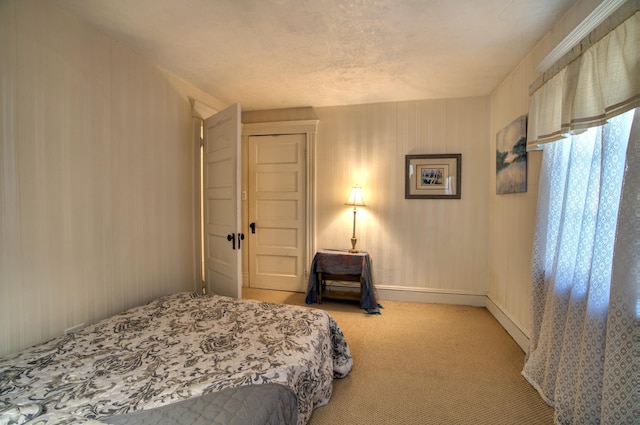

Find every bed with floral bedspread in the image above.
[0,292,352,425]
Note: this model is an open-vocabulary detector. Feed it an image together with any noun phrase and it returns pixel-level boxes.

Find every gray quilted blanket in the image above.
[0,292,352,425]
[103,383,297,425]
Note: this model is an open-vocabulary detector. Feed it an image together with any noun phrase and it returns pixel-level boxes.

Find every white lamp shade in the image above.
[345,185,366,207]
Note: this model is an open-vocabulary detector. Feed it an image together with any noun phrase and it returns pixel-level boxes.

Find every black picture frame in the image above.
[405,154,461,199]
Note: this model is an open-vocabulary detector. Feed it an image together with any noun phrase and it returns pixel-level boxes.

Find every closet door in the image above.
[202,103,242,298]
[248,134,306,292]
[242,120,318,293]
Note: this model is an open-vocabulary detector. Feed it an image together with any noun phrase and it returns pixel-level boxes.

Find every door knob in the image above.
[227,233,235,249]
[249,222,256,233]
[238,233,245,249]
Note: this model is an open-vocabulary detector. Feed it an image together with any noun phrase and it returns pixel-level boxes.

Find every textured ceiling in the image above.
[55,0,576,111]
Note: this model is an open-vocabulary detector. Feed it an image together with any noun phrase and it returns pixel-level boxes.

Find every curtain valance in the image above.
[527,2,639,150]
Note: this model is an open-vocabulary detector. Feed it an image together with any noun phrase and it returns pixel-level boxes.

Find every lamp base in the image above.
[349,237,359,253]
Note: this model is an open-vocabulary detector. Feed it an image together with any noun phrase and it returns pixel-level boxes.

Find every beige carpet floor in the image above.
[242,287,553,425]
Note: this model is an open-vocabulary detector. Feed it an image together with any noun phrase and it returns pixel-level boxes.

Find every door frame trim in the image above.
[190,99,218,295]
[242,120,319,288]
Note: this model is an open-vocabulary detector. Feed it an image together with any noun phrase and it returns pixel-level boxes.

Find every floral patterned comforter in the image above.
[0,292,353,425]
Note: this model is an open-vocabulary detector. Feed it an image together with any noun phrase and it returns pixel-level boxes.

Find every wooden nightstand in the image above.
[318,272,363,304]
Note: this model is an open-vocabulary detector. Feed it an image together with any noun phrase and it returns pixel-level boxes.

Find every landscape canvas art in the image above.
[496,115,527,194]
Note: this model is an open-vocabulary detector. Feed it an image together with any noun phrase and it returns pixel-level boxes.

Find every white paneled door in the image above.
[248,134,306,292]
[203,103,242,298]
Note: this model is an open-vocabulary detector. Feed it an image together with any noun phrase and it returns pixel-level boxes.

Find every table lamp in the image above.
[345,185,366,253]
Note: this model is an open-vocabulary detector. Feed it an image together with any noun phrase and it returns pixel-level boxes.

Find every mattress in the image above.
[0,292,352,425]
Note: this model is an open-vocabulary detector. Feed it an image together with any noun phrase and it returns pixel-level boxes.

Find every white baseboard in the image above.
[375,285,486,307]
[485,296,530,353]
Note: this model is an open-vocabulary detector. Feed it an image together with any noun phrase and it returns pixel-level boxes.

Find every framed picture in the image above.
[405,154,461,199]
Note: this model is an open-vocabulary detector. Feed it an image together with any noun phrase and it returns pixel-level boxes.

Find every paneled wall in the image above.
[487,0,603,349]
[487,55,542,348]
[245,97,490,303]
[0,0,221,357]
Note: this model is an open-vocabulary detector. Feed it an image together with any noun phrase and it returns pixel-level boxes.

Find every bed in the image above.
[0,292,352,425]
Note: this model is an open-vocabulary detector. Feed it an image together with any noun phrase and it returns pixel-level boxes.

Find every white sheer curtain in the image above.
[522,108,638,424]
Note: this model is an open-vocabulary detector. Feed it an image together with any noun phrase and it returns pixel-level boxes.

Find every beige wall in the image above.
[315,100,490,300]
[0,0,222,357]
[487,0,603,348]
